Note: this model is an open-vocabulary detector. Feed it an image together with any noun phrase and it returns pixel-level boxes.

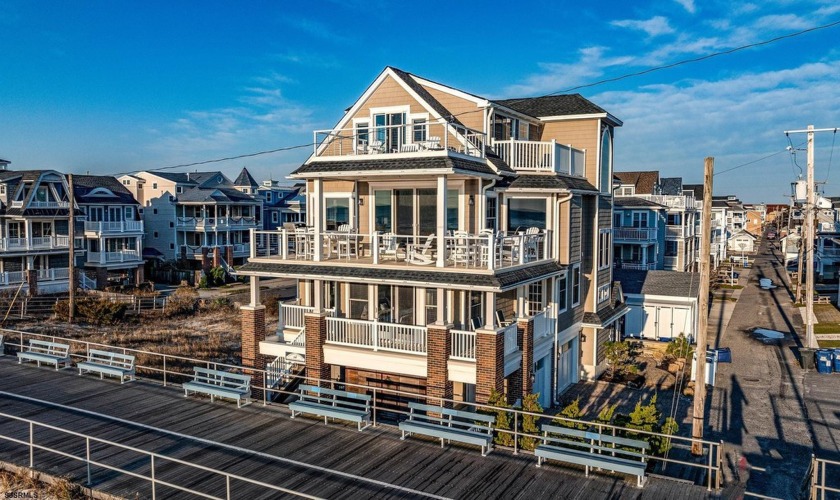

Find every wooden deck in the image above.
[0,358,715,499]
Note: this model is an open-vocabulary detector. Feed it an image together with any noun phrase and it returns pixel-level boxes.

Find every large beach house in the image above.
[237,67,626,407]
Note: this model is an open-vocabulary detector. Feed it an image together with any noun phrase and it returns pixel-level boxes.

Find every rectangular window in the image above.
[667,213,680,225]
[597,283,610,304]
[598,229,611,270]
[374,190,392,233]
[425,288,437,325]
[413,118,427,143]
[613,213,622,228]
[272,212,278,223]
[447,189,459,231]
[397,286,415,325]
[528,282,544,316]
[665,240,678,256]
[349,283,368,320]
[572,265,581,306]
[508,198,546,231]
[152,183,157,190]
[557,275,568,313]
[356,121,369,147]
[632,212,649,228]
[325,198,350,231]
[485,196,497,231]
[417,189,437,235]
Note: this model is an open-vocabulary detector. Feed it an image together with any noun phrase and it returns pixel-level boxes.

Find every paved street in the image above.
[706,237,840,499]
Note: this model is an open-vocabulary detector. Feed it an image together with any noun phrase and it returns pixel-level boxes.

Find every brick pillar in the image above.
[305,312,329,386]
[241,304,267,400]
[426,324,453,407]
[212,247,221,268]
[201,247,211,273]
[135,265,145,285]
[96,267,109,290]
[226,245,234,266]
[26,269,38,297]
[518,318,535,399]
[475,328,505,404]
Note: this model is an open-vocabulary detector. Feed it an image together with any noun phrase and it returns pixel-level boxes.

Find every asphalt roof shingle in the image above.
[613,197,666,209]
[614,269,701,298]
[614,171,660,195]
[292,156,497,177]
[506,174,598,192]
[492,95,608,118]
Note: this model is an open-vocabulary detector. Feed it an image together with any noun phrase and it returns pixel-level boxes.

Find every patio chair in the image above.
[406,234,436,265]
[379,232,400,261]
[495,309,512,328]
[450,231,472,267]
[294,227,312,259]
[336,224,357,259]
[368,140,386,154]
[400,143,420,153]
[426,136,442,150]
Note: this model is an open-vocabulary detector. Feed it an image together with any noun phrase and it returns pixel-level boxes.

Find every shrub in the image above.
[198,275,209,289]
[603,340,640,379]
[485,389,515,447]
[203,297,233,312]
[666,333,693,360]
[210,266,226,286]
[657,417,679,455]
[166,285,198,317]
[54,297,127,325]
[596,403,618,425]
[554,397,586,430]
[518,393,543,451]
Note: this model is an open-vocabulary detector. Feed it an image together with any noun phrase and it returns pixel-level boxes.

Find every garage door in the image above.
[556,338,578,394]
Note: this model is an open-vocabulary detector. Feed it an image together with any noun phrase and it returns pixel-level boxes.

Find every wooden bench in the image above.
[289,384,371,431]
[77,349,136,383]
[816,296,831,304]
[17,339,71,370]
[398,402,495,456]
[535,424,650,487]
[182,367,251,407]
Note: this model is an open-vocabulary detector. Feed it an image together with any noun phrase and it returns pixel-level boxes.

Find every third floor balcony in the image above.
[0,235,73,253]
[176,216,258,230]
[490,139,585,176]
[613,227,657,242]
[84,220,144,236]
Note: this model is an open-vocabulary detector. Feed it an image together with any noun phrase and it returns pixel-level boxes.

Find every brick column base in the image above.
[305,312,329,386]
[96,267,109,290]
[241,305,267,400]
[212,246,221,268]
[135,265,145,285]
[27,270,38,297]
[426,324,453,408]
[475,328,505,404]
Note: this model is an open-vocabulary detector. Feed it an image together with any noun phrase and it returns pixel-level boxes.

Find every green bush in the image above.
[210,266,226,286]
[554,397,586,430]
[198,276,208,289]
[657,417,679,455]
[485,389,515,447]
[518,393,543,451]
[666,333,693,360]
[596,403,618,425]
[603,340,640,379]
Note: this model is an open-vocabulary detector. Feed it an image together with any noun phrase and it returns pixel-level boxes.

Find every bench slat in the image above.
[289,386,371,431]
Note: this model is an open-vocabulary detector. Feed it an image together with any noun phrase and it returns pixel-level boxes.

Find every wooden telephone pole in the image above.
[692,157,713,455]
[68,173,75,323]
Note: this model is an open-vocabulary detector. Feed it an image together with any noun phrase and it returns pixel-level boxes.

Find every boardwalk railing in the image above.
[0,328,723,491]
[0,409,319,499]
[811,455,840,500]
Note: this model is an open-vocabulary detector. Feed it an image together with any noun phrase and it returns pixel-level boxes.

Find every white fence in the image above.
[325,317,427,354]
[450,330,476,360]
[491,139,585,176]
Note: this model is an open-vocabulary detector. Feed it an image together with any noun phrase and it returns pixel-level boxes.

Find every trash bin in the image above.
[833,349,840,373]
[715,347,732,363]
[800,348,816,370]
[816,350,833,374]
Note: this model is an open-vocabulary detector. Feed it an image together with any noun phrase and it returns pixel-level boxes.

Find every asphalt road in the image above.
[706,237,840,499]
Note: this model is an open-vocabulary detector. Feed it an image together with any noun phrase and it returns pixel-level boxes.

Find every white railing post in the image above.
[29,421,34,467]
[277,301,285,335]
[280,229,288,260]
[249,229,256,259]
[86,437,92,485]
[487,233,496,271]
[518,236,525,264]
[544,230,551,259]
[372,232,380,265]
[372,320,379,351]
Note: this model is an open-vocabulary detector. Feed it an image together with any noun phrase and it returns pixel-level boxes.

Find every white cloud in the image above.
[674,0,695,14]
[611,16,675,37]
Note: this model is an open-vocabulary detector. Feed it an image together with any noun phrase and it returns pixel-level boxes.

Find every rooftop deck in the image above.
[0,358,713,499]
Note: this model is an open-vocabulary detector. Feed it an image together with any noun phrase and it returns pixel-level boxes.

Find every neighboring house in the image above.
[780,231,801,267]
[258,180,306,229]
[727,230,757,254]
[615,269,700,342]
[73,175,144,289]
[0,170,79,294]
[236,66,626,408]
[612,197,666,271]
[615,172,698,272]
[119,169,262,269]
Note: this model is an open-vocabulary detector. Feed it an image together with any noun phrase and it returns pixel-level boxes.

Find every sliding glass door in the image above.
[372,187,460,236]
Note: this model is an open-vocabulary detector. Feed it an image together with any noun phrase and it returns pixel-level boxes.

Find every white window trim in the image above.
[571,264,581,307]
[323,192,354,228]
[598,228,611,270]
[556,274,568,314]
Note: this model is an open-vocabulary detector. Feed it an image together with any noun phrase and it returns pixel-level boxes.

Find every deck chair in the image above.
[368,140,386,154]
[407,234,436,265]
[336,224,357,259]
[495,309,512,328]
[525,227,542,260]
[294,227,312,259]
[379,232,400,260]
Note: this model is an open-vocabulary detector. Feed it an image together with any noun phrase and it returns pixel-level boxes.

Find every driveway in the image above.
[705,237,840,498]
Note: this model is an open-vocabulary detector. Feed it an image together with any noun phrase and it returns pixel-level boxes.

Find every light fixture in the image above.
[358,197,364,206]
[468,195,475,206]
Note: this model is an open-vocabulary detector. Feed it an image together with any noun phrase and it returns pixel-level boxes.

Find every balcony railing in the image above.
[491,139,585,176]
[618,261,657,270]
[325,317,427,355]
[253,229,552,271]
[180,244,252,258]
[84,220,144,234]
[613,227,657,241]
[176,217,258,229]
[666,225,693,239]
[450,330,476,360]
[0,271,27,286]
[0,235,70,252]
[532,306,554,341]
[623,194,696,210]
[313,121,486,159]
[10,200,70,209]
[87,250,142,264]
[0,267,71,287]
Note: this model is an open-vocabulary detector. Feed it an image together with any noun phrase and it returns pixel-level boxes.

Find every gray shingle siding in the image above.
[570,196,582,262]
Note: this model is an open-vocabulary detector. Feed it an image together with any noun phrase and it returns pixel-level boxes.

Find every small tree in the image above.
[596,403,618,426]
[603,340,640,379]
[657,417,679,455]
[210,266,226,286]
[554,397,586,430]
[485,389,515,447]
[519,393,543,451]
[666,333,693,360]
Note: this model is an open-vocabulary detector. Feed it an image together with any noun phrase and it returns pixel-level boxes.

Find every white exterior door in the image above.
[642,305,658,338]
[625,306,644,337]
[556,338,578,394]
[672,307,692,339]
[657,307,674,339]
[533,356,552,408]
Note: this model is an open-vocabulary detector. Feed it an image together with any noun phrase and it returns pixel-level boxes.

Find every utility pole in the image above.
[68,173,75,324]
[692,157,713,456]
[785,126,839,350]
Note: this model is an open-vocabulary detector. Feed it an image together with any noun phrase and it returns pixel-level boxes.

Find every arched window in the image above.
[600,128,612,193]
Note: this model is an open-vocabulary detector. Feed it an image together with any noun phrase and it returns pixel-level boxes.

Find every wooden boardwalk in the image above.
[0,358,716,499]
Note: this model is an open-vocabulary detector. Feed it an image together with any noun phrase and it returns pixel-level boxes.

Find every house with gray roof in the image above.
[74,174,144,289]
[613,269,700,342]
[236,66,626,408]
[118,168,262,271]
[258,180,306,229]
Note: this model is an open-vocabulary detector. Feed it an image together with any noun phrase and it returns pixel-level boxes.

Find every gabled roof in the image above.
[614,269,701,298]
[731,229,757,239]
[660,177,683,196]
[177,187,257,204]
[72,175,138,205]
[493,94,607,118]
[683,183,703,199]
[233,167,259,188]
[614,171,659,195]
[389,67,465,127]
[614,197,666,209]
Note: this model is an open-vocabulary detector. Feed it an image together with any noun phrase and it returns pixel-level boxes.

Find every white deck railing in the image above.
[613,227,657,241]
[36,267,69,281]
[532,306,555,341]
[10,200,69,209]
[84,220,144,233]
[87,250,141,264]
[325,317,427,354]
[491,139,585,176]
[0,235,70,252]
[450,330,476,360]
[619,262,657,270]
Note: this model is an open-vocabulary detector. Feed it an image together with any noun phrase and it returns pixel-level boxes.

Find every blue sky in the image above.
[1,0,838,203]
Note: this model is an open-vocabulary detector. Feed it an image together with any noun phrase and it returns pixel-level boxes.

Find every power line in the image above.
[714,144,804,176]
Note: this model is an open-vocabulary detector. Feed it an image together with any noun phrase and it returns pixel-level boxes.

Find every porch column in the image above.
[249,275,260,307]
[313,279,323,312]
[436,175,447,268]
[426,323,453,407]
[516,286,526,318]
[484,291,495,330]
[304,312,329,387]
[313,179,323,262]
[436,288,446,325]
[515,317,535,400]
[475,328,505,404]
[642,246,648,266]
[241,301,267,400]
